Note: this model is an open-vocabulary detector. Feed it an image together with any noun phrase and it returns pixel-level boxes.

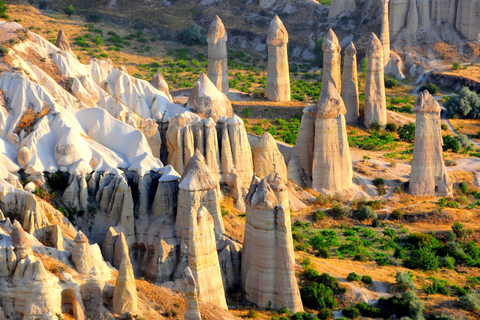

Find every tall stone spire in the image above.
[207,15,229,94]
[55,30,70,52]
[364,33,387,128]
[322,29,342,93]
[389,0,409,37]
[380,0,391,66]
[183,267,201,320]
[341,42,359,124]
[418,0,430,28]
[410,91,453,197]
[406,0,419,34]
[266,15,290,101]
[312,81,352,192]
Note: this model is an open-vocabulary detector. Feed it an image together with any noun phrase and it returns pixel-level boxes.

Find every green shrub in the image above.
[445,87,480,119]
[317,308,332,320]
[91,34,104,46]
[424,279,450,296]
[247,310,258,318]
[452,62,461,70]
[442,135,460,152]
[405,246,439,271]
[454,134,470,149]
[391,209,403,220]
[347,272,361,282]
[86,13,101,22]
[0,1,8,19]
[291,313,313,320]
[355,205,377,221]
[329,203,352,220]
[180,23,206,46]
[47,171,69,192]
[419,83,439,95]
[402,290,425,320]
[442,255,456,269]
[372,218,380,227]
[342,307,361,319]
[356,302,382,317]
[64,5,75,16]
[398,123,416,142]
[278,307,290,315]
[386,122,397,132]
[315,247,331,259]
[361,275,372,284]
[407,233,437,247]
[385,76,398,88]
[441,123,448,130]
[373,177,386,195]
[370,121,384,132]
[396,271,416,292]
[300,283,338,310]
[460,293,480,311]
[314,210,325,222]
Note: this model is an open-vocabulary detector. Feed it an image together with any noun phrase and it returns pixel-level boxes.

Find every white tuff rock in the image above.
[187,73,233,118]
[322,29,342,93]
[266,15,290,102]
[207,15,229,94]
[341,42,359,124]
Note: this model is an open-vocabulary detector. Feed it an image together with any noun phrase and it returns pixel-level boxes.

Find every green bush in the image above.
[91,34,104,46]
[86,13,101,22]
[370,121,384,132]
[329,203,352,220]
[405,246,439,271]
[385,76,398,88]
[291,313,313,320]
[247,310,258,318]
[372,218,380,227]
[441,123,448,130]
[314,210,325,222]
[455,134,470,150]
[0,1,9,19]
[300,283,338,310]
[452,62,461,70]
[419,83,439,95]
[347,272,361,282]
[396,271,416,292]
[342,307,361,319]
[445,87,480,119]
[317,308,332,320]
[356,302,383,317]
[460,293,480,311]
[316,247,331,259]
[361,275,373,284]
[180,23,206,46]
[386,122,397,132]
[442,135,460,152]
[355,205,377,221]
[459,182,469,194]
[373,177,386,195]
[391,209,403,220]
[64,5,75,16]
[424,279,450,296]
[402,290,425,320]
[407,233,436,247]
[398,122,416,142]
[278,307,290,315]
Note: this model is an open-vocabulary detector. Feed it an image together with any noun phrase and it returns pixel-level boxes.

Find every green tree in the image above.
[442,135,460,152]
[405,246,439,271]
[314,37,324,68]
[64,5,75,17]
[300,282,338,310]
[398,122,415,142]
[0,1,9,19]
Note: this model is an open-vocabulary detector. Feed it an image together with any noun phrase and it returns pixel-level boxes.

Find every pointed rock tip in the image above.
[414,90,441,113]
[207,15,226,44]
[267,15,288,45]
[258,132,277,149]
[315,81,346,118]
[74,230,88,243]
[345,42,357,56]
[323,29,340,53]
[367,33,383,58]
[179,149,217,191]
[183,266,196,285]
[11,220,31,249]
[249,179,278,208]
[267,172,287,192]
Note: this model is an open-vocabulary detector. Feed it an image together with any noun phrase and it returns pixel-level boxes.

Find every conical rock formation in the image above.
[55,30,70,52]
[341,42,359,124]
[266,15,290,102]
[113,233,138,315]
[364,33,387,129]
[183,267,202,320]
[242,178,303,313]
[312,81,353,193]
[207,15,229,94]
[380,0,390,66]
[252,132,287,180]
[322,29,342,92]
[187,73,233,118]
[151,71,173,102]
[406,0,419,34]
[410,91,453,197]
[188,206,228,309]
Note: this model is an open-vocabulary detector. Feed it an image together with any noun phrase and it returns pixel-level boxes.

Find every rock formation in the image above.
[183,267,202,320]
[389,0,409,37]
[207,15,229,94]
[456,0,480,41]
[176,150,224,240]
[329,0,356,18]
[312,81,353,193]
[364,33,387,129]
[188,206,228,309]
[113,235,138,316]
[293,104,315,187]
[418,0,430,28]
[380,0,390,66]
[55,30,70,52]
[322,29,342,92]
[242,177,303,313]
[410,91,453,197]
[151,70,173,102]
[266,15,290,102]
[187,73,233,118]
[341,42,359,124]
[252,132,287,180]
[406,0,419,34]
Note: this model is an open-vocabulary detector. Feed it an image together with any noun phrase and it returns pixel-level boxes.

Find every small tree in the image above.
[398,122,415,142]
[405,246,439,271]
[180,23,206,46]
[0,1,9,19]
[396,271,416,292]
[64,5,75,17]
[442,135,460,152]
[460,293,480,311]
